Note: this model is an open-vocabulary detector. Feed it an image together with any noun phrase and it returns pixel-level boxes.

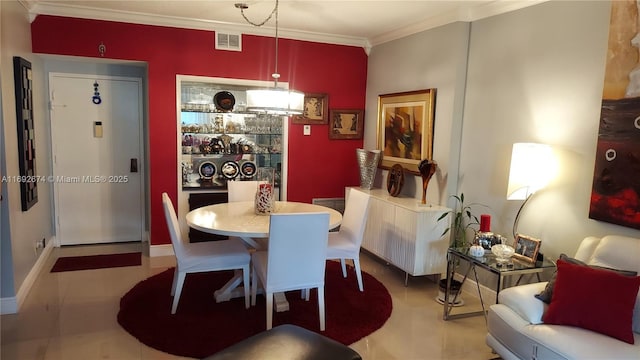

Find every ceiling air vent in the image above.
[215,32,242,52]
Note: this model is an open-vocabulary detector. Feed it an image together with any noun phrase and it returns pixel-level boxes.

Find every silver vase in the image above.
[356,149,381,190]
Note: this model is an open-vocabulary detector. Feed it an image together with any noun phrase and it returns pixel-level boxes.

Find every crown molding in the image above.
[29,2,370,49]
[18,0,36,10]
[370,7,464,46]
[29,1,547,51]
[467,0,550,22]
[369,0,549,46]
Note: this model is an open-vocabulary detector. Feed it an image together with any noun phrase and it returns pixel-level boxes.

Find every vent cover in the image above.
[215,32,242,51]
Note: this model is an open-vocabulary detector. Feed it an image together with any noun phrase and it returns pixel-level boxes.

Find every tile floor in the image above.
[1,242,496,360]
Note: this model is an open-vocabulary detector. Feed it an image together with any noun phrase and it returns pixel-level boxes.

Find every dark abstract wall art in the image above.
[13,56,38,211]
[589,1,640,229]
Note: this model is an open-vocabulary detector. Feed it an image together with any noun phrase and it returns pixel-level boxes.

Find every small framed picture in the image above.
[329,109,364,140]
[513,234,541,263]
[292,93,328,124]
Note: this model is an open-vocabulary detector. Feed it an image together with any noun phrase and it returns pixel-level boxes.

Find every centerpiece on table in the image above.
[255,167,275,215]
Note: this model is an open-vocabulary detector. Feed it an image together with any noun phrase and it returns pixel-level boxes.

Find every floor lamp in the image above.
[507,143,555,239]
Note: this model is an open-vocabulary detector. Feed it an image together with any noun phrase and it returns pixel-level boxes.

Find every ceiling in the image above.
[23,0,546,49]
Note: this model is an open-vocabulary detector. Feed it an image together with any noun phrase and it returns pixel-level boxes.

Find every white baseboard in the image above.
[2,236,174,314]
[149,243,174,257]
[0,236,55,315]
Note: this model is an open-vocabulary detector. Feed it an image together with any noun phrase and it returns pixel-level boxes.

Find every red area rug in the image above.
[117,261,392,358]
[50,252,141,272]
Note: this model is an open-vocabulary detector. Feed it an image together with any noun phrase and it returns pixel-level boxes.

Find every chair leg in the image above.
[266,291,273,330]
[171,271,186,314]
[354,257,364,292]
[170,267,179,296]
[251,266,258,306]
[242,265,250,309]
[340,259,347,278]
[318,286,326,331]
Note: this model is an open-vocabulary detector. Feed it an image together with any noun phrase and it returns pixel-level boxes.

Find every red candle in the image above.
[480,214,491,232]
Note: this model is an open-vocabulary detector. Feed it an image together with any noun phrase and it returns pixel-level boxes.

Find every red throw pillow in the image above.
[542,258,640,344]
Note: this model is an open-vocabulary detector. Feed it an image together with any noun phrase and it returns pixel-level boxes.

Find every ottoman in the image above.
[202,324,362,360]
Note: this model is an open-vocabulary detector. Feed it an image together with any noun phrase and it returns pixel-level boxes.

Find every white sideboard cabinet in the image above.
[348,187,451,281]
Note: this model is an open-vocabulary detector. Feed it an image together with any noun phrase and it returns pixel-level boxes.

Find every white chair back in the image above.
[266,212,330,292]
[341,188,371,247]
[163,192,251,313]
[162,192,186,261]
[228,180,258,202]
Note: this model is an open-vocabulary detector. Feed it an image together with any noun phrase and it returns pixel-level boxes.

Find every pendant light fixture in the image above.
[235,0,304,115]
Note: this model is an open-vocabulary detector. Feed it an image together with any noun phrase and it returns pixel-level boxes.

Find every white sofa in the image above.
[486,235,640,360]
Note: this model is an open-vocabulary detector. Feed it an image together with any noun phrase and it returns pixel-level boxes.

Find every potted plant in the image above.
[436,193,485,306]
[438,193,482,248]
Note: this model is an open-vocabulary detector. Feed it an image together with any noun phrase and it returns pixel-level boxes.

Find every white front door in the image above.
[49,74,143,245]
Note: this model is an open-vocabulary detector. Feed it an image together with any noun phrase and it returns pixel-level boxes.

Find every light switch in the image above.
[94,121,103,138]
[303,125,311,136]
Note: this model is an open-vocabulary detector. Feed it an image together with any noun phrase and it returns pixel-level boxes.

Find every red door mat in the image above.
[51,252,142,272]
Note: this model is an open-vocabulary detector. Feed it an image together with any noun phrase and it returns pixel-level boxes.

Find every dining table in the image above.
[186,200,343,311]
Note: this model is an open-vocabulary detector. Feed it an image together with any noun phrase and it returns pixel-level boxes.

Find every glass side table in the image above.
[443,247,555,321]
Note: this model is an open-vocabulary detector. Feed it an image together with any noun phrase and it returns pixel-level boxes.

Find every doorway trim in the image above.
[48,72,146,247]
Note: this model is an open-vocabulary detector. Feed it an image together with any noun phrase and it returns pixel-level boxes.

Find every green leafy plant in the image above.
[437,193,484,248]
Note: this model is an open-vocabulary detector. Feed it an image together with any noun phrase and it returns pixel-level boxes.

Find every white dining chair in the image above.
[227,180,267,248]
[162,192,251,314]
[227,180,258,202]
[326,188,371,292]
[250,212,330,331]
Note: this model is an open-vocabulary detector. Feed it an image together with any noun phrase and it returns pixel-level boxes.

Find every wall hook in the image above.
[98,42,106,57]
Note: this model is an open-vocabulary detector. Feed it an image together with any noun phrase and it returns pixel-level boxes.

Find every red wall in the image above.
[31,16,367,245]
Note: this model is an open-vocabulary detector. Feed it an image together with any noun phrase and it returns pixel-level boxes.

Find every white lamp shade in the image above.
[507,143,555,200]
[246,88,304,115]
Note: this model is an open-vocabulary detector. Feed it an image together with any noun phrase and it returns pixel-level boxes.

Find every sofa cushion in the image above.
[499,282,547,324]
[542,259,640,344]
[590,236,640,274]
[572,236,602,262]
[489,304,640,360]
[535,254,637,304]
[585,235,640,334]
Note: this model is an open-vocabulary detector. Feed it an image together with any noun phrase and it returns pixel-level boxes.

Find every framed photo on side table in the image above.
[329,109,364,139]
[377,89,436,175]
[513,234,541,263]
[292,93,328,124]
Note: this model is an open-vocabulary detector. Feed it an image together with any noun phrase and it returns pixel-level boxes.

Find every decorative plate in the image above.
[198,161,217,180]
[214,91,235,112]
[220,161,240,180]
[240,161,257,178]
